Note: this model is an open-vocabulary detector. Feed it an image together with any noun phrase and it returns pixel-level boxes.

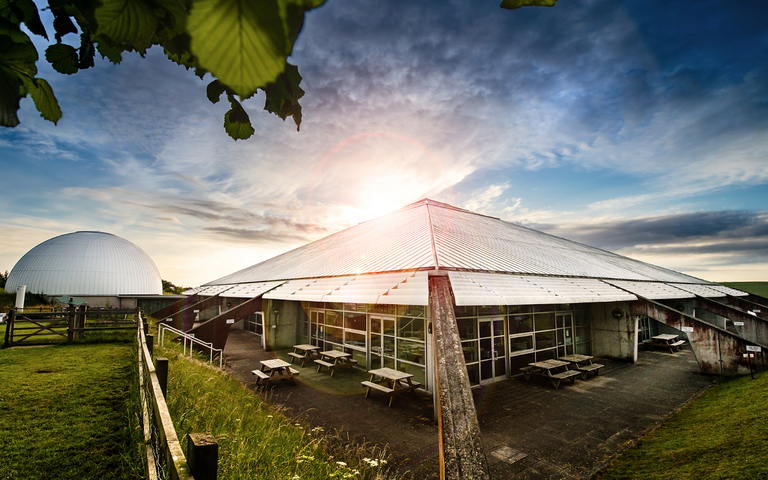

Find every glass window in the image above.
[479,321,492,338]
[509,314,533,334]
[397,362,425,387]
[397,339,425,365]
[397,305,425,317]
[508,305,532,314]
[397,317,424,341]
[345,330,366,349]
[574,310,589,326]
[509,334,533,355]
[478,305,505,316]
[344,303,366,312]
[350,349,367,369]
[534,312,554,331]
[466,363,480,385]
[370,317,382,334]
[454,306,476,318]
[575,326,590,344]
[383,336,395,357]
[344,312,366,332]
[509,352,535,375]
[462,340,479,363]
[535,331,556,349]
[383,318,396,336]
[457,319,478,340]
[535,348,557,361]
[325,326,343,344]
[370,304,396,315]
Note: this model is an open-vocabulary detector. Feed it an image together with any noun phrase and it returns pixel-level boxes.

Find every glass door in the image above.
[369,315,396,370]
[479,317,506,382]
[555,313,574,357]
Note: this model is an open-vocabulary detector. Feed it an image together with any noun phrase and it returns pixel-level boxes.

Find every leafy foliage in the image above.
[0,270,7,289]
[162,278,185,294]
[1,0,556,139]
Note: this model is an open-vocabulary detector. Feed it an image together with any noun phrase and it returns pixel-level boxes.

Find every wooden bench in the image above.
[288,352,305,365]
[251,368,299,388]
[548,370,581,389]
[519,366,534,380]
[670,340,686,351]
[315,359,337,376]
[361,380,421,407]
[576,363,603,379]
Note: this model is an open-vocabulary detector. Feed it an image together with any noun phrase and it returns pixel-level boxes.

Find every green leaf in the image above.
[95,38,123,63]
[188,0,288,97]
[24,77,62,124]
[0,65,22,127]
[500,0,557,9]
[45,43,78,74]
[12,0,48,39]
[223,97,254,140]
[94,0,157,49]
[263,62,303,130]
[206,79,226,103]
[0,27,39,77]
[152,0,187,36]
[52,8,78,42]
[77,31,95,68]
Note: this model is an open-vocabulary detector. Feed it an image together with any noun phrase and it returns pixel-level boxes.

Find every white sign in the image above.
[746,345,761,352]
[226,319,235,324]
[193,309,200,313]
[734,321,744,326]
[681,326,694,333]
[754,309,761,313]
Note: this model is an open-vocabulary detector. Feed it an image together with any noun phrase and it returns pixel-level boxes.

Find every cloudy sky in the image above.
[1,0,767,287]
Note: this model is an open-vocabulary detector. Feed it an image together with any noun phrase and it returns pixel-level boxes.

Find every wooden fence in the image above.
[138,312,218,480]
[3,306,140,347]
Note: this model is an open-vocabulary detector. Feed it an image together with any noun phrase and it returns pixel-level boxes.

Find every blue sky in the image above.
[1,0,767,287]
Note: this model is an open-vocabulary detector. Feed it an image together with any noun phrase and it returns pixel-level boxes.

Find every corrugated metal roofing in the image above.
[705,285,750,297]
[220,282,284,298]
[199,199,730,302]
[195,285,236,296]
[603,280,695,300]
[6,231,162,296]
[670,284,729,298]
[263,271,429,305]
[449,272,637,306]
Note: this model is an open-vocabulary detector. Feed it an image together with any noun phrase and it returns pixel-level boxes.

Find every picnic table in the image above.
[251,358,299,388]
[650,334,686,353]
[522,359,580,389]
[362,367,422,407]
[558,354,604,379]
[288,344,321,367]
[315,350,358,377]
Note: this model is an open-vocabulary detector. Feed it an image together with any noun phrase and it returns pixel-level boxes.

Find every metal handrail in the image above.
[159,323,223,369]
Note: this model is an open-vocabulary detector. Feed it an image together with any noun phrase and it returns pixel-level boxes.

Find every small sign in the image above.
[754,309,761,313]
[193,309,200,313]
[682,326,694,332]
[226,319,235,324]
[734,321,744,326]
[746,345,761,352]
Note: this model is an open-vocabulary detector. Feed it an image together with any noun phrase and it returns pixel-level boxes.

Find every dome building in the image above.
[6,231,162,307]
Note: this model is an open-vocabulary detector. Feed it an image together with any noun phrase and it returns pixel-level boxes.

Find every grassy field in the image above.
[156,340,400,480]
[597,371,768,479]
[720,281,768,298]
[0,341,143,480]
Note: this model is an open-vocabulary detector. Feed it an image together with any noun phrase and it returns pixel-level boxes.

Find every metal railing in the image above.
[158,323,223,369]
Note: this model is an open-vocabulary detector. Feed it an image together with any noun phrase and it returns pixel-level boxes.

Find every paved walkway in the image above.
[223,329,716,479]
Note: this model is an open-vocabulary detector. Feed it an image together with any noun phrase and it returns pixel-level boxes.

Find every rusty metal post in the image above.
[430,276,490,480]
[186,433,218,480]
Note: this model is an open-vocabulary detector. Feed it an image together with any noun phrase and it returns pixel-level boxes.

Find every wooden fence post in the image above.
[146,334,154,360]
[3,309,13,347]
[186,433,218,480]
[156,357,169,399]
[67,304,75,342]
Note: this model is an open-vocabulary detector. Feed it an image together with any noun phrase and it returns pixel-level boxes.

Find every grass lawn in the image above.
[0,341,143,480]
[156,340,398,480]
[597,371,768,479]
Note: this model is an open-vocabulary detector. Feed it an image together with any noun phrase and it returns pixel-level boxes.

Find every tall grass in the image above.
[155,340,399,479]
[596,371,768,479]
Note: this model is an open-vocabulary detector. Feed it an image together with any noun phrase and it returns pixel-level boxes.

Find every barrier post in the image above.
[186,433,218,480]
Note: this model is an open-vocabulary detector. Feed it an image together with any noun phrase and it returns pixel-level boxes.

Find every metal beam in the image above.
[691,296,768,348]
[726,295,768,321]
[150,294,200,322]
[630,297,755,375]
[188,297,263,351]
[429,276,490,480]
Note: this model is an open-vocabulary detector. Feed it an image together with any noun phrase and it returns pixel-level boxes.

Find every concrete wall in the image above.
[590,302,637,362]
[263,299,301,351]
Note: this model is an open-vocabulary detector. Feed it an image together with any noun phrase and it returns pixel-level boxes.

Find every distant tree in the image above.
[0,270,8,290]
[162,279,184,295]
[0,0,555,140]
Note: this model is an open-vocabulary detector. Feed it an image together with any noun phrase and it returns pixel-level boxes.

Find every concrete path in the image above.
[223,329,715,479]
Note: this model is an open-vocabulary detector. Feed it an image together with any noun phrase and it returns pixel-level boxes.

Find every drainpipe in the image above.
[15,285,26,311]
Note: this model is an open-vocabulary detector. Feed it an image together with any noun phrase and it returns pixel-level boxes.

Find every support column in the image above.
[430,276,490,480]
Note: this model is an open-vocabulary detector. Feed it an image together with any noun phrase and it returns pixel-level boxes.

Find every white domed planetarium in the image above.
[6,231,163,308]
